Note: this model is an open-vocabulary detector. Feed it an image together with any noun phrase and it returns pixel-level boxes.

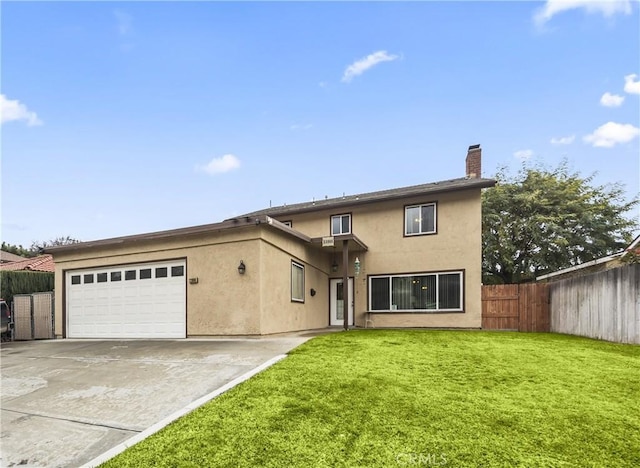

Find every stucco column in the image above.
[342,239,349,331]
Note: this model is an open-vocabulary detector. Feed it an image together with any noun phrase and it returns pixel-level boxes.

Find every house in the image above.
[0,251,27,264]
[0,254,55,272]
[46,145,496,339]
[536,234,640,282]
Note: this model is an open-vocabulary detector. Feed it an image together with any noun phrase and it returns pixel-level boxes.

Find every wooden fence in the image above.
[550,264,639,344]
[12,292,55,341]
[482,283,550,332]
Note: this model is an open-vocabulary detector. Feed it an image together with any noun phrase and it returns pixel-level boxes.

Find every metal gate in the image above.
[12,292,55,340]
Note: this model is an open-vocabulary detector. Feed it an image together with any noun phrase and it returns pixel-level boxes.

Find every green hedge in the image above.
[0,270,54,306]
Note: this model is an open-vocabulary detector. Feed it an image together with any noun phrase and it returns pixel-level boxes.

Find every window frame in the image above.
[404,202,437,237]
[368,270,464,313]
[291,261,305,303]
[330,213,352,236]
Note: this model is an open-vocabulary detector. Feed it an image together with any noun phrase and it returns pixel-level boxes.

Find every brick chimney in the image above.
[466,144,481,178]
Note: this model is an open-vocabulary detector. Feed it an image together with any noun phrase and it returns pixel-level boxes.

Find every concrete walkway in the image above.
[0,337,309,467]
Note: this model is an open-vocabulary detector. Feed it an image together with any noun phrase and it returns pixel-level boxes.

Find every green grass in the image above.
[103,331,640,467]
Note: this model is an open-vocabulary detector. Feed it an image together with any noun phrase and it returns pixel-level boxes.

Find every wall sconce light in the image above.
[331,259,338,273]
[310,288,316,297]
[237,260,246,275]
[354,257,361,277]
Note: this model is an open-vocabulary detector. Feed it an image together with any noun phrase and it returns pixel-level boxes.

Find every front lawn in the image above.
[103,331,640,467]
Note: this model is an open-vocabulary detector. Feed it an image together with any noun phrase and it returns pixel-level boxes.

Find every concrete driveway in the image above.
[0,337,309,467]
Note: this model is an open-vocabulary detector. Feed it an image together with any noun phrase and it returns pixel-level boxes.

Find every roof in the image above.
[45,175,494,255]
[44,215,300,254]
[0,251,27,263]
[0,255,55,272]
[536,234,640,281]
[236,176,496,218]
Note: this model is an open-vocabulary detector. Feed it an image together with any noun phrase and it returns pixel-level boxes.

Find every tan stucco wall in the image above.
[259,230,330,334]
[274,189,484,328]
[52,187,484,336]
[53,228,264,337]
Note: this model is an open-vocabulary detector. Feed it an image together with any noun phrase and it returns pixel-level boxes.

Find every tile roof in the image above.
[0,255,55,272]
[236,176,496,218]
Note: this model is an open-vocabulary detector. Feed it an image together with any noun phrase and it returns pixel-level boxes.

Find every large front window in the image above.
[369,272,462,312]
[405,203,436,236]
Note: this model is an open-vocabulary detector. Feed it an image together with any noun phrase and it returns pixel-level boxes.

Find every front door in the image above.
[330,278,354,326]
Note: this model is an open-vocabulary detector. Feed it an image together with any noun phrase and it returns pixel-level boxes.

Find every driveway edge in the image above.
[81,354,288,467]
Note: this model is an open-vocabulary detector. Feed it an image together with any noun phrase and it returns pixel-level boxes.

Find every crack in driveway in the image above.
[2,408,141,433]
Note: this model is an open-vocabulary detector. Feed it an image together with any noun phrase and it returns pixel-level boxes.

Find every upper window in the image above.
[331,214,351,235]
[291,261,305,303]
[369,271,462,312]
[405,203,436,236]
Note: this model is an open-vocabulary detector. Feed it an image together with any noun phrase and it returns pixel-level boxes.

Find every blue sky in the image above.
[2,0,639,247]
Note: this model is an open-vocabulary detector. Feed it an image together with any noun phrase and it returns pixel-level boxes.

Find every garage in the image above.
[66,260,186,338]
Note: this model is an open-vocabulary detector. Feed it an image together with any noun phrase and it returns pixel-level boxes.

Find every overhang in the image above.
[309,234,368,253]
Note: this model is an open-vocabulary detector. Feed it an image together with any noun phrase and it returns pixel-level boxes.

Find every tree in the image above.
[1,237,81,258]
[30,236,81,253]
[482,162,638,284]
[1,242,35,258]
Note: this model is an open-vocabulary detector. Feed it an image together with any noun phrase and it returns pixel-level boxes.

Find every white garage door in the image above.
[66,260,186,338]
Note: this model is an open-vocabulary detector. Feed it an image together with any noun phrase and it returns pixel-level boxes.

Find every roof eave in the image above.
[44,217,272,255]
[44,215,316,255]
[239,178,496,218]
[536,252,623,281]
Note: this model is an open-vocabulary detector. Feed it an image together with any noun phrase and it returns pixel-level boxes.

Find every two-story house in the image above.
[47,145,495,339]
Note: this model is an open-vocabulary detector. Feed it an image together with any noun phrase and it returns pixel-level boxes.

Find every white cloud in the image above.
[342,50,399,83]
[550,135,575,145]
[583,121,640,147]
[0,95,43,126]
[290,123,313,131]
[534,0,633,26]
[624,73,640,94]
[114,9,133,36]
[199,154,241,175]
[600,92,625,107]
[514,149,534,161]
[318,81,328,88]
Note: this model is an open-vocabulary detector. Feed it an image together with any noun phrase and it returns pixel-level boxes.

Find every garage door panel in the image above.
[67,260,186,339]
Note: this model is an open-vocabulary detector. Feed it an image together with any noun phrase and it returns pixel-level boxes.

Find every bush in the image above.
[0,270,54,306]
